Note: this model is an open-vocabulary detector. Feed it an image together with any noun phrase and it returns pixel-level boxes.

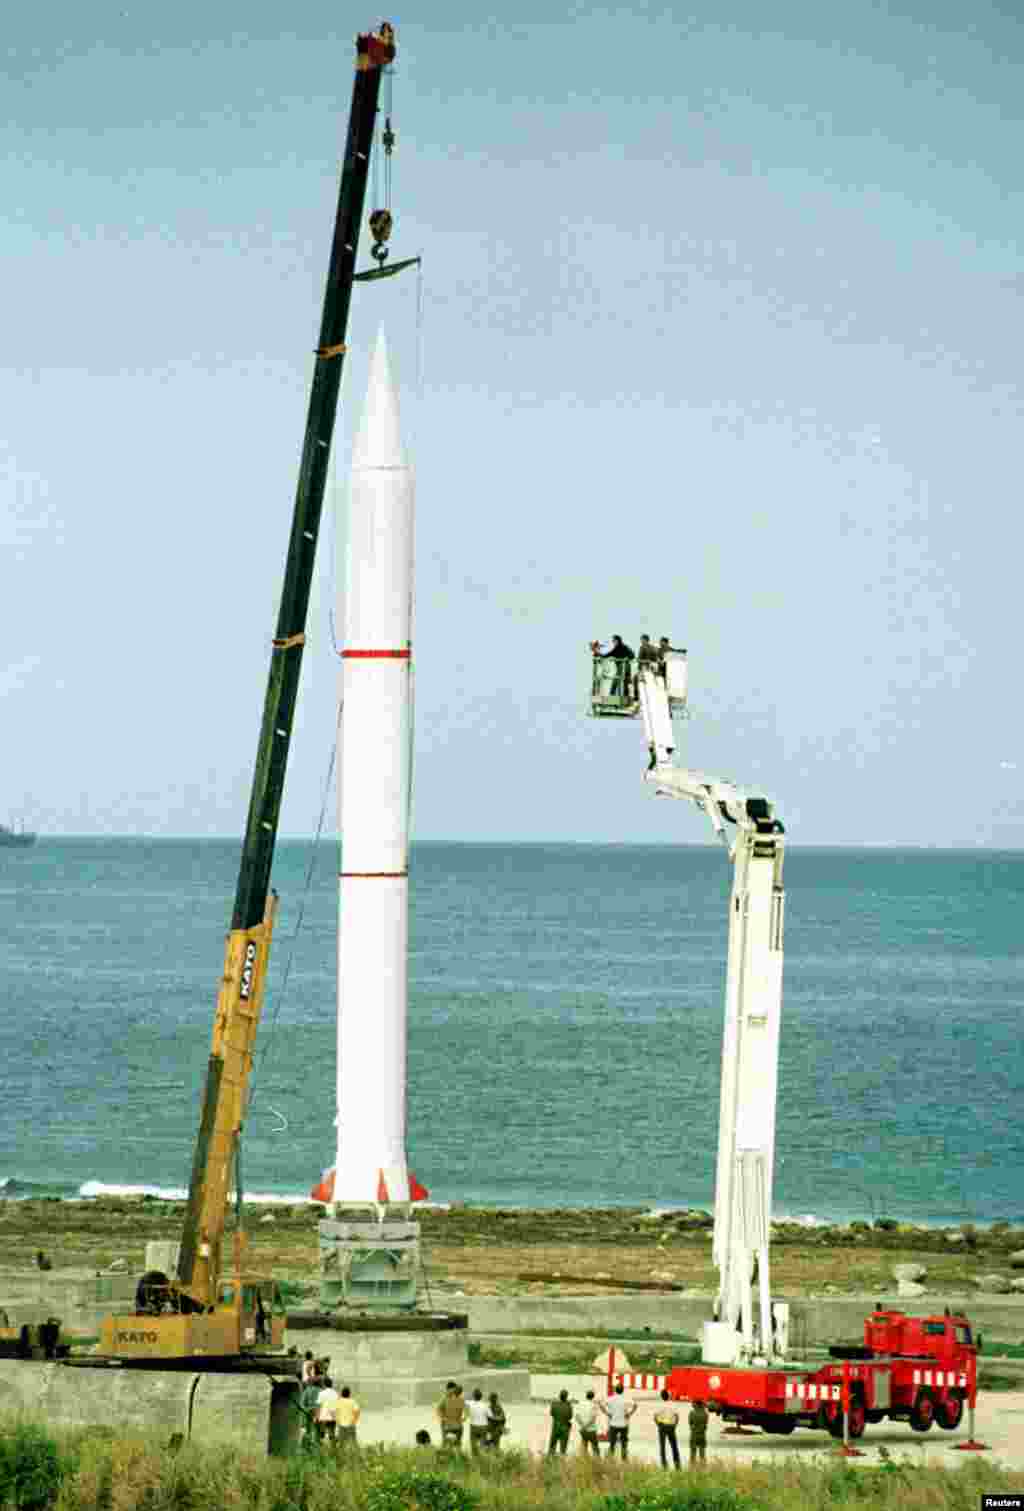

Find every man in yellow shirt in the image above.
[333,1386,361,1452]
[437,1382,468,1449]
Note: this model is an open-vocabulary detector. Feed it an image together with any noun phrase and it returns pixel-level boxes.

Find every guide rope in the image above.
[247,697,342,1119]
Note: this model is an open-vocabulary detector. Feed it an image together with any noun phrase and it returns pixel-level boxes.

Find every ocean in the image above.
[1,840,1020,1226]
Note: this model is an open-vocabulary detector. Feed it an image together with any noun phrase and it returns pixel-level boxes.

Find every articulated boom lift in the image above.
[592,650,786,1365]
[594,655,983,1443]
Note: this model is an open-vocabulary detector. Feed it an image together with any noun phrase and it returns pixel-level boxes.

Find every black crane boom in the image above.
[176,24,396,1302]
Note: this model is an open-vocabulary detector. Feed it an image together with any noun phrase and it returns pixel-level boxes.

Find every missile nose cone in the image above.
[352,326,406,470]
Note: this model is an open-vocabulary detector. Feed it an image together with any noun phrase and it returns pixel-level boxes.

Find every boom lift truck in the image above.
[86,22,400,1371]
[590,648,980,1443]
[593,646,786,1366]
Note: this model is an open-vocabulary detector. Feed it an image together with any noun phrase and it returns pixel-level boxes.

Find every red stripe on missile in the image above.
[339,871,409,878]
[341,648,410,658]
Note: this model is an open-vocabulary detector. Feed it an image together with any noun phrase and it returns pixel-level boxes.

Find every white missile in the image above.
[313,329,425,1208]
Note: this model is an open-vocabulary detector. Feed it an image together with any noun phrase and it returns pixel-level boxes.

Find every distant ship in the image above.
[0,821,36,848]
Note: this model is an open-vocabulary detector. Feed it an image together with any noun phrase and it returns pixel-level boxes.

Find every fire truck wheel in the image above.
[909,1389,936,1432]
[822,1402,844,1439]
[935,1395,964,1430]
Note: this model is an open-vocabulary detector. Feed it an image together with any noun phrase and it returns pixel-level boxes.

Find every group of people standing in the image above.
[436,1382,508,1453]
[299,1352,709,1466]
[548,1385,709,1467]
[298,1353,361,1450]
[590,634,685,700]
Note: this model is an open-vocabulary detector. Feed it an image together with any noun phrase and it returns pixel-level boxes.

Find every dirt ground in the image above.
[2,1200,1021,1303]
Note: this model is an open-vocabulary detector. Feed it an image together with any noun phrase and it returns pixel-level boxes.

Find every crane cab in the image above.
[215,1274,287,1351]
[99,1272,286,1362]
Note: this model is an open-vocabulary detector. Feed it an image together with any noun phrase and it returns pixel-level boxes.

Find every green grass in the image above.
[467,1342,700,1374]
[475,1331,700,1345]
[976,1372,1021,1392]
[0,1422,1017,1511]
[978,1340,1024,1359]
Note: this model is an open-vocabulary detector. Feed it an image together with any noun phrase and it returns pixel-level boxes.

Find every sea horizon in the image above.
[3,840,1021,1227]
[11,835,1024,854]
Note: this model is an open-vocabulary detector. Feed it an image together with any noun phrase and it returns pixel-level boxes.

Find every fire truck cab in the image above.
[864,1307,973,1360]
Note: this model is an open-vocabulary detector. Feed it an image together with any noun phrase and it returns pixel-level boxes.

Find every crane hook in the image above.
[369,208,393,267]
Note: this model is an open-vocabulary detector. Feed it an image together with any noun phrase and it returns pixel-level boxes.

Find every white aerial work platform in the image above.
[591,648,787,1366]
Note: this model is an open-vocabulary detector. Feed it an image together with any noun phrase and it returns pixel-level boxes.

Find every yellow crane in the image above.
[95,21,399,1367]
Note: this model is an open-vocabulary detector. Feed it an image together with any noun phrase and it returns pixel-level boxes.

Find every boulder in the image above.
[676,1211,713,1230]
[897,1280,927,1298]
[892,1263,927,1283]
[259,1213,276,1225]
[1009,1250,1024,1269]
[944,1231,966,1244]
[974,1274,1012,1294]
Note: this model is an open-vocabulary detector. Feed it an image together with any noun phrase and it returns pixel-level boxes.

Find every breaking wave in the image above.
[0,1175,80,1201]
[77,1180,316,1205]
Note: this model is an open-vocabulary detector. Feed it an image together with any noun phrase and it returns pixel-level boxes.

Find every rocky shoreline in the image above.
[2,1199,1023,1303]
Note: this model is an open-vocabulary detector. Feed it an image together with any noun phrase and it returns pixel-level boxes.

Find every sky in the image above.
[3,0,1023,847]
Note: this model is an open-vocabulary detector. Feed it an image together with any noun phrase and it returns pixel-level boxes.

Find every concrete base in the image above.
[460,1291,1024,1347]
[0,1361,300,1454]
[287,1324,531,1409]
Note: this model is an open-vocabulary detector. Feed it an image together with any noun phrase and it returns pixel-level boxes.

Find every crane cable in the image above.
[368,66,396,267]
[248,347,350,1124]
[247,699,341,1123]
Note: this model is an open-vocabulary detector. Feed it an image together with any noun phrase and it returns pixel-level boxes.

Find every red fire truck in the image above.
[648,1307,977,1440]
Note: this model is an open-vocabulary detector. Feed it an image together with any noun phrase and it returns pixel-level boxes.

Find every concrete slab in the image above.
[461,1293,1024,1347]
[285,1324,531,1408]
[357,1375,1024,1472]
[6,1273,1024,1346]
[0,1361,300,1455]
[2,1363,1021,1470]
[289,1325,472,1380]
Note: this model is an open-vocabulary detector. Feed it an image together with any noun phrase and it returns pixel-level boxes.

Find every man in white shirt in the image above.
[316,1377,340,1442]
[597,1384,637,1459]
[466,1388,491,1455]
[574,1389,601,1455]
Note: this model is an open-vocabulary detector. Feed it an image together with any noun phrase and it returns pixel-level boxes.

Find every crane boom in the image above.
[176,24,396,1308]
